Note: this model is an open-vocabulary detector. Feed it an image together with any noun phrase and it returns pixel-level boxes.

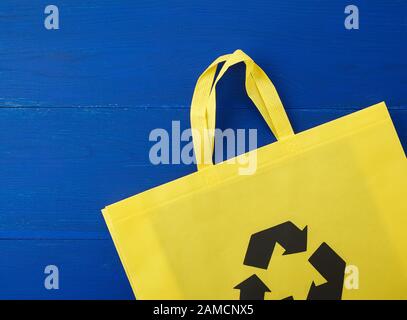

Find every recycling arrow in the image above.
[244,221,308,269]
[236,221,346,300]
[306,242,346,300]
[234,274,271,300]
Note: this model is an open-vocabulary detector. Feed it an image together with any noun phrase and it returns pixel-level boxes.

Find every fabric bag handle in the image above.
[190,49,294,170]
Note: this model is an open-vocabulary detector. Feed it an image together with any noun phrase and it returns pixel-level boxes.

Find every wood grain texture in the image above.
[1,107,405,236]
[0,0,406,108]
[0,0,406,299]
[0,240,133,299]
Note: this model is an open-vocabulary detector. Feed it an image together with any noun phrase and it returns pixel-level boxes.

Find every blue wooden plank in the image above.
[0,0,406,300]
[0,106,405,299]
[0,107,406,237]
[0,239,133,299]
[0,0,406,109]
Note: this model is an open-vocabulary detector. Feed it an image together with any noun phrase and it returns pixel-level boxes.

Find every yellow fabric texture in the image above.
[103,50,407,300]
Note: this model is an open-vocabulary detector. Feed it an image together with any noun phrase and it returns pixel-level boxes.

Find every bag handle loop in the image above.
[190,50,294,170]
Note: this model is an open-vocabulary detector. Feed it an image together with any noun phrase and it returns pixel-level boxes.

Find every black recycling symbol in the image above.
[234,221,346,300]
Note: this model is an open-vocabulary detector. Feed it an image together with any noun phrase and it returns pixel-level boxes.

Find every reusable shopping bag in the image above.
[103,50,407,300]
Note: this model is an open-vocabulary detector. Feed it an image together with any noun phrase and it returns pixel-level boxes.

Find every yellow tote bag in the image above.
[102,50,407,300]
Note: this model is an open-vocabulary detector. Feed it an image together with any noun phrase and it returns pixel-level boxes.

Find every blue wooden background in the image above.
[0,0,406,299]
